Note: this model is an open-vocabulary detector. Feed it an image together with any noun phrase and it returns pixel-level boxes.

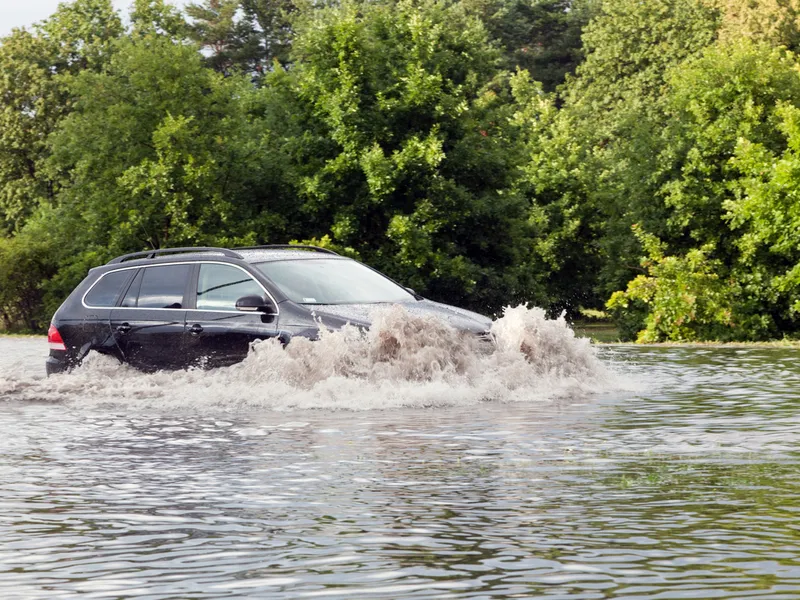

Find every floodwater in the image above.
[0,307,798,599]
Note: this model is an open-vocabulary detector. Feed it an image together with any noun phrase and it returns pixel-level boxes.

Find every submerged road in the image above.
[1,336,799,599]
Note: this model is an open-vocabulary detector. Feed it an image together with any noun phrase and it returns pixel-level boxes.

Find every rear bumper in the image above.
[46,354,69,376]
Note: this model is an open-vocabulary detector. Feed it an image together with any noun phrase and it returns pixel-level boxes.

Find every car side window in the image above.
[84,270,134,307]
[120,269,143,308]
[196,263,264,311]
[136,265,192,309]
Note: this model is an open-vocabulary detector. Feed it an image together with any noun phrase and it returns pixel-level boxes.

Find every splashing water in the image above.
[1,305,622,411]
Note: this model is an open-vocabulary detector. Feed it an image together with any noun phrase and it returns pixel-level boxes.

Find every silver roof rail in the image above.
[107,247,244,264]
[234,244,340,256]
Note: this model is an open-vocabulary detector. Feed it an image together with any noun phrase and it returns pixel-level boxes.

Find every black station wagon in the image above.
[46,245,493,374]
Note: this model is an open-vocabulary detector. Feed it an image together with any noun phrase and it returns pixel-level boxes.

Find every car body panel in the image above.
[309,300,492,334]
[110,308,188,371]
[183,309,280,368]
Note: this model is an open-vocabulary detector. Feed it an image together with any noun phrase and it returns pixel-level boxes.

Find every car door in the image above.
[79,267,138,361]
[109,264,192,371]
[183,262,280,369]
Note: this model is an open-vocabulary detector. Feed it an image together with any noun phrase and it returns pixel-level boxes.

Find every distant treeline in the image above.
[2,0,800,341]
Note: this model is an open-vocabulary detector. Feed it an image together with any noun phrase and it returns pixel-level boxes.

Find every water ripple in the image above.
[1,341,800,598]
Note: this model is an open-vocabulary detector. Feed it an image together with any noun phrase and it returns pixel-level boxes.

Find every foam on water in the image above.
[1,305,624,411]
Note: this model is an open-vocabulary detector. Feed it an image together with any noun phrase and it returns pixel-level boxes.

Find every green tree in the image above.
[131,0,189,39]
[606,226,739,342]
[656,42,800,246]
[606,41,800,339]
[462,0,599,92]
[185,0,298,77]
[565,0,719,123]
[0,0,122,233]
[714,0,800,50]
[728,102,800,323]
[265,0,546,312]
[45,35,292,296]
[242,0,297,70]
[510,73,603,312]
[550,0,721,305]
[0,219,58,331]
[185,0,259,74]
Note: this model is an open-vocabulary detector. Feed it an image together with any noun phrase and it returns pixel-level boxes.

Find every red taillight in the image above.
[48,324,66,351]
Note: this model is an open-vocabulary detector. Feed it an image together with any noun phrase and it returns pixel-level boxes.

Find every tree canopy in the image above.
[3,0,800,341]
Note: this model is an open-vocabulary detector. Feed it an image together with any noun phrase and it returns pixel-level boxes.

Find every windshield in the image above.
[255,258,415,304]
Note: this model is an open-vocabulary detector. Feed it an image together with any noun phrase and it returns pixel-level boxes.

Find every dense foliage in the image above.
[3,0,800,341]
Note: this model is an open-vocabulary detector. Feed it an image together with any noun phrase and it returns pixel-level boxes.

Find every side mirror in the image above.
[235,295,276,315]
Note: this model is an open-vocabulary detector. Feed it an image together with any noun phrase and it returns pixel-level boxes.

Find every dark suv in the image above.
[46,245,492,374]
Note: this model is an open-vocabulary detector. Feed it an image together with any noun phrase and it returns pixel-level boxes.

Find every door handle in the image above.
[189,324,203,335]
[116,323,131,334]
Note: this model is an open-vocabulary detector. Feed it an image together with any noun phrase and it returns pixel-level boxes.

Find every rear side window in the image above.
[120,269,143,307]
[84,270,134,307]
[135,265,192,309]
[196,263,265,310]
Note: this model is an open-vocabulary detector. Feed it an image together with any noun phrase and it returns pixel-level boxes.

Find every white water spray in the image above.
[1,305,621,411]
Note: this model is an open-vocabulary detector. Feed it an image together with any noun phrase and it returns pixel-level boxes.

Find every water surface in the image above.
[1,330,798,598]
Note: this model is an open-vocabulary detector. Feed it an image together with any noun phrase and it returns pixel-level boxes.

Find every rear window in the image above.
[84,270,134,307]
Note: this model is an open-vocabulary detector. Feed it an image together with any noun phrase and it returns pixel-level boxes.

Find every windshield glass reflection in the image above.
[255,259,414,304]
